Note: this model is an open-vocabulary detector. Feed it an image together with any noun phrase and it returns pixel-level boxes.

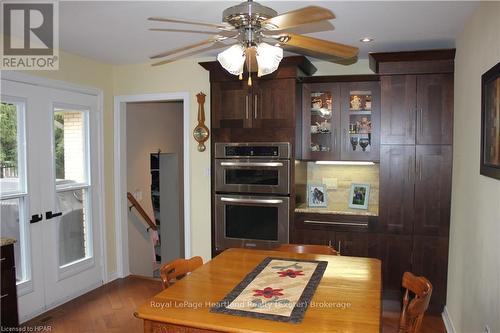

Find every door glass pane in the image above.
[225,205,278,241]
[54,109,88,186]
[310,91,333,153]
[0,198,26,282]
[0,102,24,195]
[57,188,90,266]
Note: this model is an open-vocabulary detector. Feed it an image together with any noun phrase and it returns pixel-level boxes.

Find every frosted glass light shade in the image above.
[256,42,283,77]
[217,44,245,75]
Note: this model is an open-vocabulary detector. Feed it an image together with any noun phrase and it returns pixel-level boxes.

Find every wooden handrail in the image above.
[127,192,158,231]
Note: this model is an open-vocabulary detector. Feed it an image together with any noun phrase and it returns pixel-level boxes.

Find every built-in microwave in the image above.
[214,142,290,195]
[214,194,289,251]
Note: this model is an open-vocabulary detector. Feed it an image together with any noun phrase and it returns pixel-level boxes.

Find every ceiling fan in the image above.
[148,0,359,83]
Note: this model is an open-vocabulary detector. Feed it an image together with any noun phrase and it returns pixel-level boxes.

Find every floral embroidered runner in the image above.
[210,257,328,323]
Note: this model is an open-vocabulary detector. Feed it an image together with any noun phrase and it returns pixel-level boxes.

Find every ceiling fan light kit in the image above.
[148,0,359,81]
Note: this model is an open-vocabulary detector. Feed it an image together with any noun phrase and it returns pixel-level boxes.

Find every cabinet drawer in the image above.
[0,244,15,270]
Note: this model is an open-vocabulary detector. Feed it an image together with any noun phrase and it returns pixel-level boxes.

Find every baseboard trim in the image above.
[442,306,457,333]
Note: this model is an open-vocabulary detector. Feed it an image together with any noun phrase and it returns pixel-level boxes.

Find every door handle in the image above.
[220,197,283,204]
[45,211,63,220]
[220,162,283,167]
[30,214,43,224]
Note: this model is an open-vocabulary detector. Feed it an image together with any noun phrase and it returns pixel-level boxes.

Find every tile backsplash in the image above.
[295,162,379,214]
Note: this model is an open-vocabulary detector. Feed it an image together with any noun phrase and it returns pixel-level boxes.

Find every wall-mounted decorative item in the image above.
[348,183,370,210]
[481,61,500,180]
[308,184,327,207]
[193,92,210,152]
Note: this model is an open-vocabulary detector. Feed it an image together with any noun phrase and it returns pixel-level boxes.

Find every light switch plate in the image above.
[323,177,338,189]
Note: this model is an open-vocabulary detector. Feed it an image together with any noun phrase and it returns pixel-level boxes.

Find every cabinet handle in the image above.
[245,95,249,119]
[408,156,413,180]
[338,241,342,255]
[344,129,348,151]
[254,94,258,119]
[333,128,337,151]
[417,158,422,181]
[0,294,8,299]
[304,220,369,227]
[418,108,423,138]
[0,257,6,262]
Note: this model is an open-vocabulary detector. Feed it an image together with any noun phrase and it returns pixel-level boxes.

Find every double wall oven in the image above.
[214,143,290,250]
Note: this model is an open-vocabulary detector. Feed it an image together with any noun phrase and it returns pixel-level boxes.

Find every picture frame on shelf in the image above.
[480,61,500,180]
[349,183,370,210]
[308,184,327,207]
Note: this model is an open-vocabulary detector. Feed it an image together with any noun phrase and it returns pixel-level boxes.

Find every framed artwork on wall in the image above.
[349,183,370,210]
[481,61,500,180]
[308,184,327,207]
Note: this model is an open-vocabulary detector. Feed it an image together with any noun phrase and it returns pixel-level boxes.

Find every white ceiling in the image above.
[57,1,479,65]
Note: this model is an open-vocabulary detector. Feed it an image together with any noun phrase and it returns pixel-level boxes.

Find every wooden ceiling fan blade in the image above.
[268,21,335,35]
[150,38,218,59]
[281,33,358,59]
[152,42,235,67]
[149,28,237,38]
[148,17,232,30]
[261,6,334,31]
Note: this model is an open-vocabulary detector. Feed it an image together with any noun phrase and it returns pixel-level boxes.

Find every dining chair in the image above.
[159,256,203,289]
[398,271,433,333]
[275,244,339,255]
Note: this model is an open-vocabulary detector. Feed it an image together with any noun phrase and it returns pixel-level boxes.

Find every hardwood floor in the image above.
[22,276,446,332]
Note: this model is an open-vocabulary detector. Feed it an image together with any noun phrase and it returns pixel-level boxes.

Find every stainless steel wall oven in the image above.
[214,143,290,250]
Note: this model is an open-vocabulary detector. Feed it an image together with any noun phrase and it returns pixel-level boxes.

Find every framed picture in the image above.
[481,61,500,180]
[349,183,370,210]
[308,184,327,207]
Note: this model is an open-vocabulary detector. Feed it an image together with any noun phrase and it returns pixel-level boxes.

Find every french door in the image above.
[1,78,103,322]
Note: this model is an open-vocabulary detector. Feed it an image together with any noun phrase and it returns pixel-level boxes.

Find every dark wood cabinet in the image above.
[252,78,297,129]
[211,80,251,129]
[300,80,380,161]
[335,232,379,258]
[1,243,19,329]
[340,81,381,161]
[379,145,415,234]
[416,74,454,145]
[378,234,413,298]
[411,235,449,312]
[381,75,417,144]
[301,83,341,160]
[414,145,452,236]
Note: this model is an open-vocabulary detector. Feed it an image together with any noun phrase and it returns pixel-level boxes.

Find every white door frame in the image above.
[1,71,107,304]
[113,93,191,278]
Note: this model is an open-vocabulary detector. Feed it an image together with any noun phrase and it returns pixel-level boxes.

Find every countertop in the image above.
[1,237,16,246]
[295,203,378,217]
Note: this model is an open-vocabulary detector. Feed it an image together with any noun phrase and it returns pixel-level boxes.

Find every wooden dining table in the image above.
[135,248,382,333]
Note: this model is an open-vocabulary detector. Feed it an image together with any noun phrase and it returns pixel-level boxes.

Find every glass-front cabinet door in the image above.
[302,83,341,160]
[341,82,380,161]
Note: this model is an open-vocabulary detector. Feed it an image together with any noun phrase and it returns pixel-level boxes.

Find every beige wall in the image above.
[126,101,183,276]
[447,2,500,332]
[25,49,373,271]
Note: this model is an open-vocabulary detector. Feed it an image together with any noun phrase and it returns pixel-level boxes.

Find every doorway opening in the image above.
[114,94,190,279]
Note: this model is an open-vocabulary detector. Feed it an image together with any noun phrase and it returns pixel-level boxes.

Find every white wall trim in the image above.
[442,306,457,333]
[113,92,191,278]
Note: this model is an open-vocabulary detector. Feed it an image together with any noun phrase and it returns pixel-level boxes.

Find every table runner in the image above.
[211,257,328,323]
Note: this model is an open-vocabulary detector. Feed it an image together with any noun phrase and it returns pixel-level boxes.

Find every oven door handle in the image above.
[219,162,284,167]
[220,197,284,204]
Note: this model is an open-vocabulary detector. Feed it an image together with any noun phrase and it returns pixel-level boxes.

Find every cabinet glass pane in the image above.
[347,90,373,153]
[310,91,333,153]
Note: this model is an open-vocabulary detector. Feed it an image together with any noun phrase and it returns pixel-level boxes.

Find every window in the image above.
[0,100,28,283]
[53,109,92,267]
